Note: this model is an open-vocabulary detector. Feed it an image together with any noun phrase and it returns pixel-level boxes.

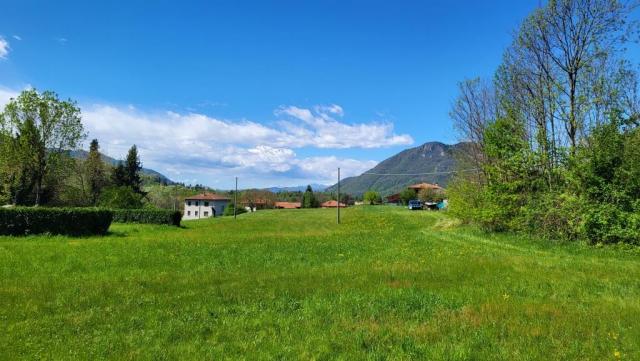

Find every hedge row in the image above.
[0,207,113,236]
[112,209,182,226]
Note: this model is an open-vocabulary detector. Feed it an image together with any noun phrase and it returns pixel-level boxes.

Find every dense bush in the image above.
[222,203,246,216]
[0,207,112,236]
[363,190,382,205]
[99,186,144,209]
[112,209,182,226]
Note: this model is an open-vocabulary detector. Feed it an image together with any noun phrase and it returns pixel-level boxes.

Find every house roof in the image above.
[321,200,347,208]
[275,201,301,209]
[185,193,231,201]
[241,198,269,205]
[408,183,443,191]
[385,193,401,202]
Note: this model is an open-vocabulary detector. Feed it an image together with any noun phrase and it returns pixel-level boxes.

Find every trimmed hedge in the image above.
[112,209,182,226]
[0,207,113,236]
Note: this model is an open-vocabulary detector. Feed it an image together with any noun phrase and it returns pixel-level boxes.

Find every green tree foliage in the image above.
[0,89,84,205]
[125,145,144,194]
[363,190,381,205]
[110,145,144,196]
[99,186,144,209]
[111,163,127,187]
[417,188,444,203]
[85,139,107,205]
[223,202,247,216]
[449,0,640,244]
[399,189,416,205]
[302,185,319,208]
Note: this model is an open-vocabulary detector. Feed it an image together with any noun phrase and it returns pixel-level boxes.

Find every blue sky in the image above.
[0,1,541,188]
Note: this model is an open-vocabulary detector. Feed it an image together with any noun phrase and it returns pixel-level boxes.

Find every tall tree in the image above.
[124,145,143,195]
[85,139,107,205]
[301,185,318,208]
[0,89,84,205]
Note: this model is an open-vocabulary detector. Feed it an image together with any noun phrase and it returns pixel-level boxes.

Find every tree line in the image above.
[449,0,640,244]
[0,89,148,208]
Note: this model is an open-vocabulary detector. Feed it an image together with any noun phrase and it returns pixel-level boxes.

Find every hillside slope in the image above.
[327,141,464,196]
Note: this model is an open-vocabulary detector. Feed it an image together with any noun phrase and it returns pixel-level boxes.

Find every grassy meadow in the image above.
[1,207,639,360]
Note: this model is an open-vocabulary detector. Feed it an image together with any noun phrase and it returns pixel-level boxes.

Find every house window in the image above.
[187,201,191,206]
[195,211,198,216]
[187,211,191,216]
[204,211,209,217]
[204,202,209,207]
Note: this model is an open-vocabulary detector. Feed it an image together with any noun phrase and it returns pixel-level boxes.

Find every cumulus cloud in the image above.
[0,86,405,187]
[80,104,388,186]
[0,37,10,59]
[276,105,413,148]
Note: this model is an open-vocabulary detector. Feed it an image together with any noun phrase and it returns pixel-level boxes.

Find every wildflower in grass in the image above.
[614,350,621,358]
[503,293,510,300]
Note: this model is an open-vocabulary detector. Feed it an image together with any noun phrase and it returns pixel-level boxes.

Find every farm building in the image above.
[183,193,230,220]
[241,198,270,212]
[385,182,445,205]
[321,200,347,208]
[274,202,301,209]
[407,182,443,192]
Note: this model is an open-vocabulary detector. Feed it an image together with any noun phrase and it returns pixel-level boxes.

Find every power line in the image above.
[361,169,479,176]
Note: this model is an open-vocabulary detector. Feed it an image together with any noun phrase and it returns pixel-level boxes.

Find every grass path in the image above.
[1,207,639,360]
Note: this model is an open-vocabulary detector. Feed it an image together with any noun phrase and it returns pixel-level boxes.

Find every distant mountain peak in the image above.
[326,141,463,196]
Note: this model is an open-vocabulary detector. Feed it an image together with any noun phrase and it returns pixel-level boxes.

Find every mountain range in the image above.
[266,184,329,193]
[326,141,464,197]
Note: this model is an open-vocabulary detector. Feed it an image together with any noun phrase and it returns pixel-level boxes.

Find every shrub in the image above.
[223,203,246,216]
[0,207,113,236]
[99,186,143,209]
[363,191,382,205]
[112,209,182,226]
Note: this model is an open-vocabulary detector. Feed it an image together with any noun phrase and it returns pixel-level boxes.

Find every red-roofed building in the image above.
[183,193,231,220]
[274,201,301,209]
[321,200,347,208]
[407,182,443,191]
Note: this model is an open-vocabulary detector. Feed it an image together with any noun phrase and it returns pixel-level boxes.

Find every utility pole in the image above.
[234,177,238,220]
[337,167,341,224]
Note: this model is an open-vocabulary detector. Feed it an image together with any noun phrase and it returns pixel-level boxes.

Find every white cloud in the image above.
[80,104,385,186]
[12,35,21,41]
[0,37,10,59]
[276,105,413,148]
[0,87,19,107]
[0,86,405,187]
[55,37,68,45]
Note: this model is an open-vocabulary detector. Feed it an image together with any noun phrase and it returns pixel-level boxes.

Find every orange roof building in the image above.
[321,200,347,208]
[407,183,443,191]
[185,193,231,201]
[274,201,301,209]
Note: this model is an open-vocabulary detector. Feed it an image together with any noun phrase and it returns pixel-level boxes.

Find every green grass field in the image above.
[1,207,639,360]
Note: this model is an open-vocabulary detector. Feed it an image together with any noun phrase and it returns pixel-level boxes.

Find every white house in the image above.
[183,193,231,220]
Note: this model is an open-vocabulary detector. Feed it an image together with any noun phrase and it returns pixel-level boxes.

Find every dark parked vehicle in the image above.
[408,200,422,210]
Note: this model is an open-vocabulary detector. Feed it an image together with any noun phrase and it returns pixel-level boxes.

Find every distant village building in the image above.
[274,202,301,209]
[241,199,269,212]
[407,183,443,192]
[385,182,445,205]
[321,200,347,208]
[183,193,231,220]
